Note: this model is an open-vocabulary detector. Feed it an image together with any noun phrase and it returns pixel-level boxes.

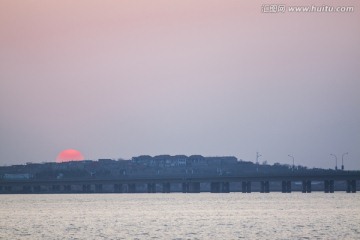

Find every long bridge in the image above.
[1,171,359,194]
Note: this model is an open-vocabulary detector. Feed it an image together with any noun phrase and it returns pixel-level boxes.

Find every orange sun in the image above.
[56,149,84,163]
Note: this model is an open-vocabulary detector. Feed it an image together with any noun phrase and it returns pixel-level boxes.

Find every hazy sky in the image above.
[1,0,359,169]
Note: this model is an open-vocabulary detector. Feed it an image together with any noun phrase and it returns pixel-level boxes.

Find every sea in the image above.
[0,193,359,240]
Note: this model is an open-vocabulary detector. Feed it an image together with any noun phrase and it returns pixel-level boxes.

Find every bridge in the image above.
[0,171,359,194]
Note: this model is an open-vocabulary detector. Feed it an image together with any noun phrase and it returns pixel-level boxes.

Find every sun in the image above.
[56,149,84,163]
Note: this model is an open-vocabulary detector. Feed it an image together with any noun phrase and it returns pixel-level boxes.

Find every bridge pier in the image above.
[22,185,32,193]
[5,186,12,193]
[211,182,230,193]
[95,184,103,193]
[114,184,123,193]
[33,185,41,193]
[82,184,91,193]
[127,184,136,193]
[329,180,334,193]
[210,182,220,193]
[302,180,311,193]
[241,181,251,193]
[63,185,72,192]
[324,180,334,193]
[265,181,270,193]
[324,180,329,193]
[222,182,230,193]
[182,182,200,193]
[281,181,291,193]
[147,183,156,193]
[189,182,200,193]
[162,182,171,193]
[182,183,189,193]
[52,185,61,192]
[260,181,270,193]
[346,180,356,193]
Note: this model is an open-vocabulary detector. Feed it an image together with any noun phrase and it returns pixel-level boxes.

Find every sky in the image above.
[0,0,359,170]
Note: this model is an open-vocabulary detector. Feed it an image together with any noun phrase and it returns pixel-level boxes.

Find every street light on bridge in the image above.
[330,154,338,170]
[288,154,294,171]
[341,152,348,170]
[256,152,262,164]
[256,152,262,172]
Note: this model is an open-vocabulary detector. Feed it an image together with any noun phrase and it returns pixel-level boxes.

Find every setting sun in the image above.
[56,149,84,163]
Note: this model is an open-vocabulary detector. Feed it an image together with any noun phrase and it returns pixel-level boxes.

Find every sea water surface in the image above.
[0,193,359,239]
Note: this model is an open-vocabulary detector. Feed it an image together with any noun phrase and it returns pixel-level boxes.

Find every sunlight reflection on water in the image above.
[0,193,359,239]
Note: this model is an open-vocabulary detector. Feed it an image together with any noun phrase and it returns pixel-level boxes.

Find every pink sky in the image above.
[1,1,359,169]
